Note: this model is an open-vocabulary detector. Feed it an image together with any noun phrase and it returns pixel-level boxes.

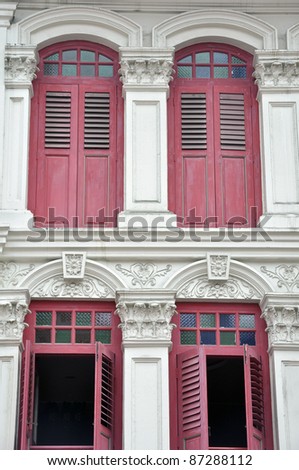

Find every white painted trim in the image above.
[8,6,142,49]
[287,23,299,50]
[152,9,278,52]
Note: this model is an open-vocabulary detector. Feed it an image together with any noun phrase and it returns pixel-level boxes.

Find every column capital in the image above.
[5,45,38,90]
[261,293,299,348]
[254,50,299,91]
[0,3,17,28]
[119,47,174,91]
[115,289,177,345]
[0,289,30,343]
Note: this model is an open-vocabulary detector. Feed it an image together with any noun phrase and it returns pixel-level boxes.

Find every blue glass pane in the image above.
[99,54,113,63]
[239,314,255,328]
[62,64,77,76]
[214,52,228,64]
[232,66,247,79]
[220,331,236,345]
[200,331,216,345]
[232,56,246,64]
[214,66,228,78]
[99,65,113,77]
[80,65,95,77]
[220,314,235,328]
[62,50,77,61]
[196,66,210,78]
[180,313,196,328]
[178,66,192,78]
[80,50,95,62]
[96,312,112,326]
[44,63,58,76]
[180,331,197,345]
[200,314,215,328]
[240,331,256,346]
[178,55,192,64]
[195,52,210,64]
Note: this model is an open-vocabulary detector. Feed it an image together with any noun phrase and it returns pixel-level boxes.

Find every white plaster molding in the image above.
[0,262,35,288]
[287,23,299,51]
[62,252,86,280]
[207,254,230,280]
[115,262,172,287]
[254,51,299,90]
[260,265,299,293]
[0,3,17,28]
[0,289,30,342]
[0,226,9,254]
[152,10,278,52]
[119,48,174,89]
[8,6,142,49]
[177,276,259,300]
[4,45,38,89]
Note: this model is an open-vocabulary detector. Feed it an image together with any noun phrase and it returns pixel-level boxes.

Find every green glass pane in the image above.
[95,312,112,326]
[44,63,58,76]
[178,55,192,64]
[95,330,111,344]
[214,52,228,64]
[35,329,51,343]
[220,331,236,345]
[56,312,72,326]
[232,66,246,79]
[76,312,91,326]
[75,329,91,343]
[55,329,71,343]
[200,314,215,328]
[80,50,95,62]
[62,50,77,61]
[240,331,256,346]
[200,331,216,345]
[36,311,52,326]
[195,66,210,78]
[239,314,255,328]
[214,66,228,78]
[232,56,246,64]
[99,65,113,77]
[177,66,192,78]
[62,64,77,76]
[99,54,113,62]
[195,52,210,63]
[180,313,196,328]
[180,330,197,345]
[45,53,59,61]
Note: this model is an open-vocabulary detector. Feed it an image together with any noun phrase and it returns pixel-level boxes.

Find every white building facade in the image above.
[0,0,299,451]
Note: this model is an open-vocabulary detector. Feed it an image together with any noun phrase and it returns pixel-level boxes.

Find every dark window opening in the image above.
[207,356,247,448]
[35,355,94,446]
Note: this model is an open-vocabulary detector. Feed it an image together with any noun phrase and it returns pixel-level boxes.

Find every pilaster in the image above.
[115,289,176,449]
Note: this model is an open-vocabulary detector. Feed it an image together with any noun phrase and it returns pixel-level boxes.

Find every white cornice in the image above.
[0,3,17,28]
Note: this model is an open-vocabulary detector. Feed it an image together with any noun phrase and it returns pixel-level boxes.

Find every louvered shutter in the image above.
[244,347,265,449]
[177,348,208,449]
[94,342,115,450]
[19,340,35,449]
[214,86,255,226]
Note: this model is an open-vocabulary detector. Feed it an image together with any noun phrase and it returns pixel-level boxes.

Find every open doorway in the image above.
[35,355,94,446]
[207,356,247,448]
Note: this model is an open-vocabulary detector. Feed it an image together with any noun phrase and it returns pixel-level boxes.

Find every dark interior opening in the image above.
[207,356,247,448]
[35,355,94,446]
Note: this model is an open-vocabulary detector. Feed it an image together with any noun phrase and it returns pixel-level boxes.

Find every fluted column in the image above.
[0,289,30,449]
[261,293,299,449]
[116,289,176,449]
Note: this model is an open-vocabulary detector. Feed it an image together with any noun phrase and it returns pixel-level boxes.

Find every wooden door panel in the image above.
[221,155,247,225]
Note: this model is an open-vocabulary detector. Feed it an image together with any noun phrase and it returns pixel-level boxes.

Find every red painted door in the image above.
[177,348,208,449]
[20,340,35,450]
[94,342,115,450]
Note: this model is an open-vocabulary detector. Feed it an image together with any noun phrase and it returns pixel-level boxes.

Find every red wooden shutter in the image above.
[94,342,115,450]
[19,340,35,450]
[244,347,265,449]
[177,348,208,449]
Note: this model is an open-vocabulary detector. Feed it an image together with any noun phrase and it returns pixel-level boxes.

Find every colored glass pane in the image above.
[62,50,77,61]
[35,329,51,343]
[62,64,77,76]
[232,66,246,79]
[56,312,72,326]
[180,313,196,328]
[200,314,215,328]
[200,331,216,345]
[180,330,197,345]
[239,314,255,329]
[195,52,210,63]
[76,312,91,326]
[177,66,192,78]
[95,330,111,344]
[44,63,58,76]
[75,329,91,343]
[80,65,95,77]
[99,54,113,62]
[214,66,229,78]
[36,311,52,326]
[196,66,210,78]
[80,50,95,62]
[45,53,59,61]
[240,331,256,346]
[232,56,246,64]
[95,312,112,327]
[220,331,236,345]
[178,55,192,63]
[214,52,228,64]
[220,314,235,328]
[99,65,113,77]
[55,329,71,343]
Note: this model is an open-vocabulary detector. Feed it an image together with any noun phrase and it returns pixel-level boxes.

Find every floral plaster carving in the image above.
[0,301,30,341]
[119,59,174,86]
[254,61,299,88]
[32,275,112,299]
[207,254,230,280]
[5,56,38,83]
[0,262,35,288]
[115,263,172,287]
[260,265,299,292]
[178,277,259,300]
[62,252,86,280]
[116,301,177,341]
[262,306,299,345]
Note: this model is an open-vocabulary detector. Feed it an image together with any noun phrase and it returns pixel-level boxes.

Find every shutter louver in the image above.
[250,357,264,432]
[220,93,246,150]
[181,93,207,150]
[181,354,201,432]
[101,353,114,430]
[45,92,71,148]
[84,92,110,149]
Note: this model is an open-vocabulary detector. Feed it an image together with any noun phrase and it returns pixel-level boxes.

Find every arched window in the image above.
[28,41,123,227]
[168,44,262,227]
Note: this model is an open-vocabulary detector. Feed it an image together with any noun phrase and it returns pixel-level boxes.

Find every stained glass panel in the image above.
[95,312,112,327]
[220,314,235,328]
[200,314,216,328]
[240,331,256,346]
[200,331,216,345]
[180,330,197,345]
[36,311,52,326]
[55,329,71,343]
[220,331,236,345]
[76,312,91,326]
[232,66,246,79]
[239,314,255,329]
[95,330,111,344]
[180,313,196,328]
